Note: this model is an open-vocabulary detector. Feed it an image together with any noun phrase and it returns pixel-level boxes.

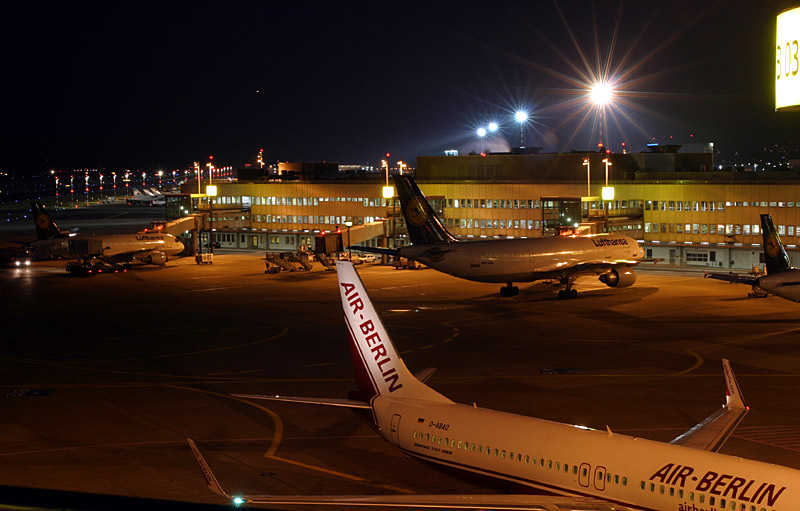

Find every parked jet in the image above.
[353,174,644,297]
[29,203,184,273]
[705,214,800,302]
[189,261,795,510]
[128,188,164,206]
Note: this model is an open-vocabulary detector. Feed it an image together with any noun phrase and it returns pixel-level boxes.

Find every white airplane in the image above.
[29,203,184,274]
[128,188,164,206]
[706,214,800,303]
[353,175,644,298]
[189,261,796,510]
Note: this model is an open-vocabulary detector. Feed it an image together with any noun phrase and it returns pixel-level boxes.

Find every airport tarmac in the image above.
[3,248,800,509]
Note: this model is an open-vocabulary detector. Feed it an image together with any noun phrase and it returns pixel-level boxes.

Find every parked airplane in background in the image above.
[189,261,795,510]
[29,203,184,274]
[706,214,800,302]
[353,174,644,298]
[128,188,164,206]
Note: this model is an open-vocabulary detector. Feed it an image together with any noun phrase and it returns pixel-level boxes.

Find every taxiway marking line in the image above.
[167,385,284,457]
[673,326,800,376]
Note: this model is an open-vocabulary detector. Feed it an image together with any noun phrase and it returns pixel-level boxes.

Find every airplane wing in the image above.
[231,393,372,409]
[669,359,748,452]
[704,271,759,286]
[349,245,400,256]
[187,439,630,510]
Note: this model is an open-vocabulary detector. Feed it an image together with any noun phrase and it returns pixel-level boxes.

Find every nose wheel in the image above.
[500,283,519,297]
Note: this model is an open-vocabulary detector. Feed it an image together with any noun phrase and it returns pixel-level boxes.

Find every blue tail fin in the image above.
[761,214,792,274]
[392,174,458,245]
[31,203,67,241]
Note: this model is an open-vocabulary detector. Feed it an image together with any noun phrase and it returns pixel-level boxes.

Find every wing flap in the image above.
[704,271,759,286]
[232,393,372,409]
[350,245,400,256]
[670,359,748,452]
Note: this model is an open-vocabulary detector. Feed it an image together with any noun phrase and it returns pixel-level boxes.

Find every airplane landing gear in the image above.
[558,277,578,299]
[558,289,578,299]
[500,283,519,297]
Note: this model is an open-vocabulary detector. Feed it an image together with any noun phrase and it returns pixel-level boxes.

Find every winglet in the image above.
[187,438,233,500]
[722,358,748,411]
[669,359,749,452]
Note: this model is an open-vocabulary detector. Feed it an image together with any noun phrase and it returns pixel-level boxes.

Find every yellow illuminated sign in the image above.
[776,6,800,111]
[601,186,615,201]
[205,185,218,196]
[382,186,395,199]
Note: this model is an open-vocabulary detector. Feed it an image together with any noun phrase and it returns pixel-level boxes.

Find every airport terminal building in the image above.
[177,147,800,270]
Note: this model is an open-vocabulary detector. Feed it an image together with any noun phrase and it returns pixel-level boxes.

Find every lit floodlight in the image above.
[488,122,499,132]
[514,110,528,123]
[590,82,613,106]
[382,185,395,199]
[477,127,487,137]
[205,185,218,196]
[601,186,615,201]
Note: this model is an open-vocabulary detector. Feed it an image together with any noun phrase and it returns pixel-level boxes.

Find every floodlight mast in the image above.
[514,110,528,146]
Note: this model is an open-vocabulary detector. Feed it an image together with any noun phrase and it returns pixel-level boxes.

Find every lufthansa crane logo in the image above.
[35,213,50,229]
[406,197,428,227]
[765,232,781,258]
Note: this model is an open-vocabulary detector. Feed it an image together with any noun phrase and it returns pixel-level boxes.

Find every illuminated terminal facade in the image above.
[178,147,800,270]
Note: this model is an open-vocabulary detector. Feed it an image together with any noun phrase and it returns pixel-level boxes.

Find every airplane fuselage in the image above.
[397,234,643,283]
[372,396,794,511]
[31,233,183,262]
[758,271,800,302]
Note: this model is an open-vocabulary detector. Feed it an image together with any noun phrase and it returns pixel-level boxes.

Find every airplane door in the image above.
[469,245,480,268]
[593,466,607,491]
[578,463,591,487]
[390,414,401,445]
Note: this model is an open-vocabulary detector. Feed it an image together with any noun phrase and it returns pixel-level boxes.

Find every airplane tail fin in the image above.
[31,203,67,241]
[392,174,458,245]
[337,260,451,403]
[761,214,792,274]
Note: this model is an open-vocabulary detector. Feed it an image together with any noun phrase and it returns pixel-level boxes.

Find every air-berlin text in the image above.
[649,463,785,506]
[341,282,403,393]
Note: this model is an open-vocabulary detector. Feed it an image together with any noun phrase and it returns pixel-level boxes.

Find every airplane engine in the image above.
[140,252,167,265]
[599,268,636,288]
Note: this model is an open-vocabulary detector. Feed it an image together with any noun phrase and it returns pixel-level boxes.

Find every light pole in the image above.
[70,175,74,207]
[112,172,117,199]
[206,184,217,254]
[514,110,528,147]
[591,81,613,150]
[582,158,590,198]
[50,170,58,208]
[99,173,104,203]
[157,170,163,188]
[84,172,90,205]
[602,158,613,232]
[383,185,396,257]
[345,220,352,260]
[476,127,487,153]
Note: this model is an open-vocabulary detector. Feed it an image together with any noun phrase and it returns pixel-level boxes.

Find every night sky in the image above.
[5,0,800,171]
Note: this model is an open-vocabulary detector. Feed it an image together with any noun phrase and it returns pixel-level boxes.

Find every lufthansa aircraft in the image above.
[705,214,800,303]
[29,203,184,273]
[189,261,796,510]
[353,175,644,298]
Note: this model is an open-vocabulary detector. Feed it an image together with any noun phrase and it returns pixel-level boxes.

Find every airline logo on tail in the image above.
[406,197,428,227]
[765,232,781,258]
[341,281,403,393]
